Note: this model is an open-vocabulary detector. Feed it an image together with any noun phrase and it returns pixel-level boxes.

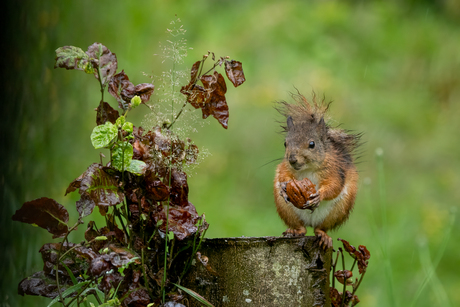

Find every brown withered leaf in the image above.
[225,60,246,87]
[108,70,154,110]
[334,270,353,285]
[185,142,199,165]
[120,270,151,307]
[180,61,206,105]
[86,43,117,86]
[99,271,123,294]
[199,71,229,129]
[18,271,72,298]
[165,169,189,207]
[12,197,69,238]
[351,294,360,306]
[356,245,371,274]
[338,239,371,274]
[145,171,170,201]
[96,101,119,125]
[153,202,199,240]
[338,238,357,255]
[39,243,81,277]
[66,163,124,217]
[330,288,342,307]
[87,257,112,277]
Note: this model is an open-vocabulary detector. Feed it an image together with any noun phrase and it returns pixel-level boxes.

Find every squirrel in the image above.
[273,92,361,249]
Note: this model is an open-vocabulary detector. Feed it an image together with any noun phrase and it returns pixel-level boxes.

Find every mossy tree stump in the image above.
[182,236,332,307]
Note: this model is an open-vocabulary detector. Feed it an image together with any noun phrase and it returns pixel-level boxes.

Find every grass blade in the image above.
[173,283,214,307]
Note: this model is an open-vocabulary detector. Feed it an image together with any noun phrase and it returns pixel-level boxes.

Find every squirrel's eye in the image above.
[308,141,315,149]
[284,141,287,147]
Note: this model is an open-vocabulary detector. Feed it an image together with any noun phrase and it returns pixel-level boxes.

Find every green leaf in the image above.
[91,122,118,149]
[131,95,141,108]
[46,281,90,307]
[98,298,121,307]
[80,287,105,304]
[115,116,125,127]
[95,236,108,241]
[60,262,78,285]
[173,283,214,307]
[122,121,133,133]
[54,46,91,72]
[126,159,147,175]
[112,142,133,171]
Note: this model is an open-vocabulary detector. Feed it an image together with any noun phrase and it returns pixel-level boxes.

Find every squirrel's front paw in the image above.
[302,192,320,210]
[280,182,291,203]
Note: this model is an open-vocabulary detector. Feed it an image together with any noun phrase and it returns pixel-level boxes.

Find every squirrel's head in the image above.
[277,92,330,172]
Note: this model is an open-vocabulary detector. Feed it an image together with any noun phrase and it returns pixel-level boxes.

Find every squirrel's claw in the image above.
[280,182,290,203]
[301,192,320,211]
[314,228,332,250]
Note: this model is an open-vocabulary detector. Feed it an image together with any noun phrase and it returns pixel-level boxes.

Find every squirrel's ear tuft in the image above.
[317,117,327,138]
[287,116,294,130]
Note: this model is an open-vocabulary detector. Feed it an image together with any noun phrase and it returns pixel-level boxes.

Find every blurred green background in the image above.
[2,0,460,306]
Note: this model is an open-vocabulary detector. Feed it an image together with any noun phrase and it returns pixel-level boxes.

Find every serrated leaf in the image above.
[66,164,124,217]
[54,46,90,71]
[12,197,69,238]
[112,142,133,171]
[91,121,118,149]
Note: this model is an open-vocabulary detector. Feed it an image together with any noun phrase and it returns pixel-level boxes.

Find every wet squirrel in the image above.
[273,93,361,249]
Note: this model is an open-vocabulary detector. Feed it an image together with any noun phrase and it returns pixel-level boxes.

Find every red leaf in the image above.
[153,202,199,240]
[18,271,72,298]
[225,60,246,87]
[66,164,124,217]
[165,169,189,207]
[12,197,69,238]
[199,71,229,129]
[86,43,117,86]
[334,270,353,285]
[145,171,170,202]
[108,70,154,110]
[96,101,119,125]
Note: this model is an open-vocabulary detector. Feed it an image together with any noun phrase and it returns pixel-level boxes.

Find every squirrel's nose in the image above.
[288,154,298,166]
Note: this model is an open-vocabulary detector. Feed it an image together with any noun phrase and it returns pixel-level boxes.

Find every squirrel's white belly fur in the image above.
[289,170,349,228]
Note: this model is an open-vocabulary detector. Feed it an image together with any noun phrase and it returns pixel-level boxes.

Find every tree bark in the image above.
[182,236,332,307]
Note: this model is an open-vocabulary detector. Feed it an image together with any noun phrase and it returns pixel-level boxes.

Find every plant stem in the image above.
[56,220,82,305]
[64,282,91,307]
[351,270,366,297]
[332,250,340,291]
[350,258,357,272]
[340,250,347,307]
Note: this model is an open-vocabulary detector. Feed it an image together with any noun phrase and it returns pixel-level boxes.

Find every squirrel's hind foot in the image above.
[282,227,306,237]
[314,228,332,250]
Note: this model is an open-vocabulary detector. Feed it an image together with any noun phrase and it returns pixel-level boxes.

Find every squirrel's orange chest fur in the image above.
[273,93,360,249]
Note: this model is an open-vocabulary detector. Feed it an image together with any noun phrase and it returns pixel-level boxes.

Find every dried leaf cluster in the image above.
[13,39,245,307]
[330,238,371,307]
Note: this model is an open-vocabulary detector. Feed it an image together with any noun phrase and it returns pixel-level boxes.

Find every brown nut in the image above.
[285,178,317,209]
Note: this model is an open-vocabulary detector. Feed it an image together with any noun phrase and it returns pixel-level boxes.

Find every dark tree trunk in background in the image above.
[182,236,332,307]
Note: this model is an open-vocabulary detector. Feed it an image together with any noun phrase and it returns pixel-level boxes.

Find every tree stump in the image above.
[182,236,332,307]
